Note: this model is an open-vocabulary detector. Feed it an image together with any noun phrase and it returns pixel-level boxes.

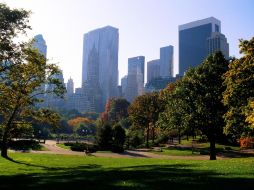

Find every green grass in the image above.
[0,152,254,189]
[152,147,200,156]
[56,143,71,150]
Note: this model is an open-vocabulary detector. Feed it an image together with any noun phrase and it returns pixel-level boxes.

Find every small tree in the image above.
[96,123,113,150]
[112,124,126,152]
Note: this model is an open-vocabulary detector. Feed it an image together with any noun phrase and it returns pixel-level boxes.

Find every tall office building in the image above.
[207,32,229,59]
[128,56,145,83]
[160,46,174,77]
[125,56,145,102]
[147,59,160,83]
[66,77,74,96]
[45,70,65,110]
[121,75,128,97]
[179,17,221,76]
[82,26,119,108]
[33,34,47,106]
[33,34,47,58]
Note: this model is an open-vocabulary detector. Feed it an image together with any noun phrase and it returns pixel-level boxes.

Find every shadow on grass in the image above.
[1,158,254,190]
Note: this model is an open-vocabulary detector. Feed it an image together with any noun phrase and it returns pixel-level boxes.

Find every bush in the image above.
[7,140,42,151]
[128,130,144,148]
[112,124,126,153]
[155,134,169,145]
[70,142,97,153]
[96,123,113,150]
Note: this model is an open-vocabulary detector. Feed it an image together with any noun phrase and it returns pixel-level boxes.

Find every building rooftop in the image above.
[179,17,221,31]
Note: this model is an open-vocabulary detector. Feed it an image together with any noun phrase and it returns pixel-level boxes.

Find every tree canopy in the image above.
[223,37,254,138]
[0,3,65,158]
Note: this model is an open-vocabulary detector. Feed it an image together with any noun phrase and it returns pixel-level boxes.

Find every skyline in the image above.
[2,0,254,88]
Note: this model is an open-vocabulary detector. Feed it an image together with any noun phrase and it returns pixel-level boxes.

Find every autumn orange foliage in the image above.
[67,117,93,127]
[239,137,254,148]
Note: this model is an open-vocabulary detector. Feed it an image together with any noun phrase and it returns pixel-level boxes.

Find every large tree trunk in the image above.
[1,131,9,158]
[209,137,216,160]
[146,126,150,148]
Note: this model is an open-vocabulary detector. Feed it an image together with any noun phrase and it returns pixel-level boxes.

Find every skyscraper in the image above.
[147,59,160,83]
[82,26,119,108]
[128,56,145,83]
[33,34,47,58]
[33,34,47,107]
[207,32,229,59]
[121,75,128,97]
[160,46,173,77]
[125,56,145,102]
[179,17,221,76]
[66,77,74,96]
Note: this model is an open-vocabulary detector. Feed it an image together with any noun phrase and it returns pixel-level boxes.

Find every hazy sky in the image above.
[2,0,254,88]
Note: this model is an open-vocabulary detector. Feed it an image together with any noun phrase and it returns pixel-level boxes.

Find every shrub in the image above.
[112,124,126,153]
[7,140,42,151]
[96,123,113,150]
[128,130,144,148]
[70,142,97,153]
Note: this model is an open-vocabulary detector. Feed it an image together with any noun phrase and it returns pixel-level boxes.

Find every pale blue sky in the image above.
[2,0,254,88]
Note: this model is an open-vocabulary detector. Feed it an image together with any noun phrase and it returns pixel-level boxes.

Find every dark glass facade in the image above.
[179,23,212,76]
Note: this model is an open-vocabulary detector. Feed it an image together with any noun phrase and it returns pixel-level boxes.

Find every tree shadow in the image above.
[1,160,254,190]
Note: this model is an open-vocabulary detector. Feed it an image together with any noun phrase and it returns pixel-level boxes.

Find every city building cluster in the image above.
[35,17,229,113]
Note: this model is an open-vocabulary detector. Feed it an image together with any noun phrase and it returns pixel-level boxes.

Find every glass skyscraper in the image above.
[179,17,221,76]
[125,56,145,102]
[33,34,47,58]
[160,45,174,77]
[82,26,119,107]
[147,59,160,83]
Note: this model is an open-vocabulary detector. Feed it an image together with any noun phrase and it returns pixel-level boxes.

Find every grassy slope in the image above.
[0,153,254,190]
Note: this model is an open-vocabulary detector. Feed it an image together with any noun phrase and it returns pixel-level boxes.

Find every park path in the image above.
[32,140,213,160]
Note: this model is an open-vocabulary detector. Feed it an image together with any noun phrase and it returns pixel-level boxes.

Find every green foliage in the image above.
[127,128,144,148]
[223,37,254,138]
[68,142,97,153]
[108,98,130,123]
[128,92,164,147]
[158,52,229,160]
[119,117,132,129]
[7,140,43,151]
[96,123,113,150]
[112,124,126,153]
[0,3,65,157]
[75,122,96,136]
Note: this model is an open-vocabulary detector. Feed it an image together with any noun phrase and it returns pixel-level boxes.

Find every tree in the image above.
[96,123,113,150]
[223,37,254,139]
[0,3,65,158]
[108,98,130,123]
[183,52,229,160]
[157,81,187,144]
[112,124,126,152]
[245,100,254,129]
[128,92,163,147]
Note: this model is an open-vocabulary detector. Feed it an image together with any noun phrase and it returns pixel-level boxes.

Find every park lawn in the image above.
[56,143,71,150]
[152,147,200,156]
[0,153,254,189]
